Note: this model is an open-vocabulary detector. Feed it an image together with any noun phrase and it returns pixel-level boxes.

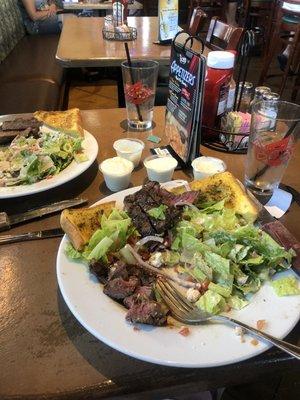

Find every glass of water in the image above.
[245,100,300,197]
[121,60,159,130]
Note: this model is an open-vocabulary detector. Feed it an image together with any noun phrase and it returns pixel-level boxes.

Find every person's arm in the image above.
[21,0,55,21]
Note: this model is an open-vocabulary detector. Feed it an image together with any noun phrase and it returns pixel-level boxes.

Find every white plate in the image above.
[56,186,300,368]
[0,130,98,199]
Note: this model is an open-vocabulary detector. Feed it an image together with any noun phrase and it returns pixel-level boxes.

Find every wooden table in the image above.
[56,16,206,68]
[0,107,299,399]
[63,0,143,11]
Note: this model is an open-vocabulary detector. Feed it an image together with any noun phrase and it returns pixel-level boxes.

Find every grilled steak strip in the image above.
[126,301,167,326]
[1,117,42,131]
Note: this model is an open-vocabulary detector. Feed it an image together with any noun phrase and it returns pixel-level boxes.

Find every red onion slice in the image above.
[125,244,200,290]
[136,236,164,247]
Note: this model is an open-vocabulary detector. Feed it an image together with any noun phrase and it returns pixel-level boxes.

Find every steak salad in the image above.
[65,181,298,327]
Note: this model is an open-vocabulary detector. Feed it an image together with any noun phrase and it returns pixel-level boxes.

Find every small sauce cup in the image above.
[191,156,226,180]
[113,138,145,168]
[144,155,178,183]
[99,156,134,192]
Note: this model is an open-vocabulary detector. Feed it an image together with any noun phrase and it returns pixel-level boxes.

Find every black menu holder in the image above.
[162,32,206,169]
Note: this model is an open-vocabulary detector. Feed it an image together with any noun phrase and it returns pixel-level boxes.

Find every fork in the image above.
[156,279,300,360]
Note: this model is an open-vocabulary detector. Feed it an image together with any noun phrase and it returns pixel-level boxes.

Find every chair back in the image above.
[205,17,244,50]
[188,0,226,22]
[188,7,207,36]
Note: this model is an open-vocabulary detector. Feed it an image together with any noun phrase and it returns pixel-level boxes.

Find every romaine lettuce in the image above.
[227,295,249,310]
[271,276,300,296]
[196,290,226,314]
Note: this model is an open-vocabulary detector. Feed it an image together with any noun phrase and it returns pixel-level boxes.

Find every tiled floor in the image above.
[68,80,118,110]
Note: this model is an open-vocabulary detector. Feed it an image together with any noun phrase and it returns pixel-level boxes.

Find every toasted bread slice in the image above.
[34,108,84,138]
[190,172,259,222]
[60,201,116,250]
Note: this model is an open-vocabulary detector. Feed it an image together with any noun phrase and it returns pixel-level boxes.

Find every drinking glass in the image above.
[121,60,159,130]
[245,100,300,197]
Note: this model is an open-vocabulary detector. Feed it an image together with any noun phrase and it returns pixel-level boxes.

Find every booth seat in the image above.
[0,0,65,115]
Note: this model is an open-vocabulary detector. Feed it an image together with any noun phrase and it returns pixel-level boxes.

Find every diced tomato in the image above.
[179,326,190,337]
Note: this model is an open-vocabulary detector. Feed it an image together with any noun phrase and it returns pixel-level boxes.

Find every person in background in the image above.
[18,1,63,35]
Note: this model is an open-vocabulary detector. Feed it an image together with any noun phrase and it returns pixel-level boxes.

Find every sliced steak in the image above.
[153,184,199,207]
[89,260,110,284]
[124,285,154,309]
[108,261,128,281]
[126,204,156,237]
[103,276,139,300]
[1,117,42,131]
[126,301,167,326]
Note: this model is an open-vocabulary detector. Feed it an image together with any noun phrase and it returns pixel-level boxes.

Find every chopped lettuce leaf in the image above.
[119,245,137,265]
[196,290,226,314]
[235,274,261,294]
[227,295,249,310]
[162,251,180,266]
[240,255,264,265]
[271,276,300,296]
[232,264,249,285]
[87,228,107,251]
[147,205,168,220]
[87,236,113,261]
[74,152,88,163]
[204,252,231,279]
[189,266,207,282]
[208,282,232,297]
[228,244,251,262]
[192,254,213,281]
[65,243,86,261]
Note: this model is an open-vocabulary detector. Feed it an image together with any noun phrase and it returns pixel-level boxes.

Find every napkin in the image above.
[264,188,293,219]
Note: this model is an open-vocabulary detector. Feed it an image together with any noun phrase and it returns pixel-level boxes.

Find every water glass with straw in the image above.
[122,43,159,130]
[245,100,300,198]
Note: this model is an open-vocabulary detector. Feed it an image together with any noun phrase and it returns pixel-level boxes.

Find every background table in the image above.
[56,17,207,68]
[0,107,299,399]
[63,1,143,11]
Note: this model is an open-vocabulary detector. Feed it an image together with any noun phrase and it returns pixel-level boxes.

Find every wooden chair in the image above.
[205,16,244,50]
[188,0,227,23]
[240,0,277,52]
[258,0,300,96]
[188,7,208,37]
[155,7,207,105]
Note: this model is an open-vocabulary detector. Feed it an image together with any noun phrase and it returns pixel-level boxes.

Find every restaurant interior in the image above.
[0,1,299,400]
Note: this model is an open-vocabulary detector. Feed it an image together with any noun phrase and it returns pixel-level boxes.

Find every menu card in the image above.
[164,36,206,166]
[158,0,179,42]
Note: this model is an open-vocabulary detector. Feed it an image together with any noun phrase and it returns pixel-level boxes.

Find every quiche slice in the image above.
[34,108,84,138]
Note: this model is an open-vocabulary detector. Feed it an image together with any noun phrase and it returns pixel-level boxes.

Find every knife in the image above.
[246,189,300,276]
[0,197,87,231]
[0,228,64,245]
